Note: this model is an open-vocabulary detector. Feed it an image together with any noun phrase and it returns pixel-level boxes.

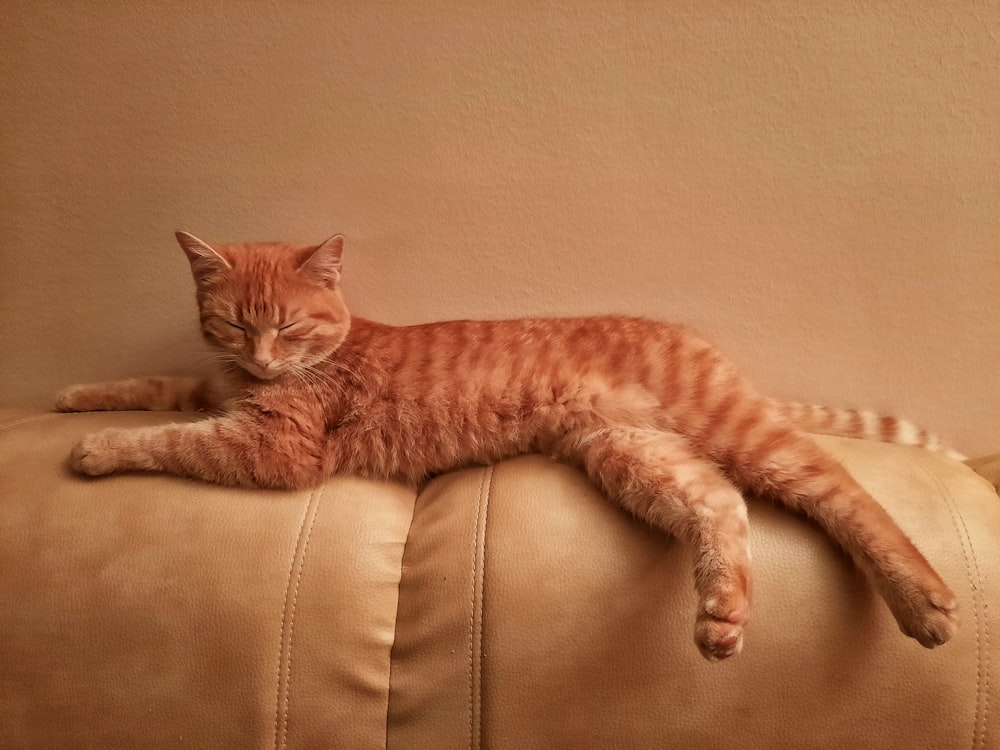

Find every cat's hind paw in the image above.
[890,585,959,648]
[694,600,750,661]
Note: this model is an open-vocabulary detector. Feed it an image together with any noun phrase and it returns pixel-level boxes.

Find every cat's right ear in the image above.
[175,231,231,285]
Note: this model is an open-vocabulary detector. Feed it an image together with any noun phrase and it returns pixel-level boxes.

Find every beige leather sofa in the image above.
[1,407,997,748]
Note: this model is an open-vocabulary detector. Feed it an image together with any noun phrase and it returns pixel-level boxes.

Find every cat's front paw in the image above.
[55,384,106,412]
[69,429,130,477]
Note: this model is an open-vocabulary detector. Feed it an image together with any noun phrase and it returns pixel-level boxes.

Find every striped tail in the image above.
[766,399,967,461]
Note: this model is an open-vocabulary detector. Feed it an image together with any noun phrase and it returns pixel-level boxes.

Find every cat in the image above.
[55,231,962,661]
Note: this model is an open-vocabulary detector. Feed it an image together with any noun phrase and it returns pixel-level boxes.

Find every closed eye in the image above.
[279,322,299,332]
[226,321,245,331]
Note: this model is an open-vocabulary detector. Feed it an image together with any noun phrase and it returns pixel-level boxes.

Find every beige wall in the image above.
[3,1,998,454]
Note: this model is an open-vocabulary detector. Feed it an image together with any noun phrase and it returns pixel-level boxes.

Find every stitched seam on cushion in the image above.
[278,484,324,749]
[0,413,60,433]
[910,453,989,750]
[383,487,420,750]
[468,469,484,750]
[273,487,321,750]
[477,466,492,748]
[468,466,492,750]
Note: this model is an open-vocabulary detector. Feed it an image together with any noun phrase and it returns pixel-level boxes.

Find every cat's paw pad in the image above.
[891,585,959,648]
[694,601,750,661]
[55,384,104,412]
[69,430,127,476]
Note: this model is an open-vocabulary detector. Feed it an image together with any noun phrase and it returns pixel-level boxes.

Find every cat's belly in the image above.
[328,418,529,482]
[326,378,667,482]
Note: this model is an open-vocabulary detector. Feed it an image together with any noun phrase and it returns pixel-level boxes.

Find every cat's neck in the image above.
[316,316,387,389]
[335,316,387,356]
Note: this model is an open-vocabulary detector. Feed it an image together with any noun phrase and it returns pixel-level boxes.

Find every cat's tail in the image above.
[765,399,967,461]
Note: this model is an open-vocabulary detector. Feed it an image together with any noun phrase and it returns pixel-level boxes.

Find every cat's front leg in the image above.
[55,376,221,413]
[69,414,327,489]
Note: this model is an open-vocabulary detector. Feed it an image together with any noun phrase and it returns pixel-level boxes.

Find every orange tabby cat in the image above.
[55,231,961,661]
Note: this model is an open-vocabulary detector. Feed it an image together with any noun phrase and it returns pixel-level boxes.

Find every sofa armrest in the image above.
[0,410,416,748]
[2,410,998,748]
[390,437,999,749]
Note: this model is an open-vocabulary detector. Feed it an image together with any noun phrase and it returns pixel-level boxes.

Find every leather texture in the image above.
[1,409,997,749]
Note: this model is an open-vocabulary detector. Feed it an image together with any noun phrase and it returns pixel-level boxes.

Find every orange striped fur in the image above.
[766,400,966,461]
[56,232,960,660]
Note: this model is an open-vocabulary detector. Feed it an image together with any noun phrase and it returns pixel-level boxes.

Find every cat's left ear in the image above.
[176,231,232,286]
[296,234,344,288]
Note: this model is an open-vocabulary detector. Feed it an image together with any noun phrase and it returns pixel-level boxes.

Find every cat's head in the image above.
[176,231,351,380]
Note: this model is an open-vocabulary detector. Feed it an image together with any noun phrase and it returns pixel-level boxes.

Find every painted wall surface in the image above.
[2,1,998,454]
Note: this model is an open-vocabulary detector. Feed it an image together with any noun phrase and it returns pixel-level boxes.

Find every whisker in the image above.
[289,361,343,395]
[327,360,362,383]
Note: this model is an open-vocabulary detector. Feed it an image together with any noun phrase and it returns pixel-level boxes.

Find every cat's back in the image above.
[348,314,692,396]
[366,313,683,349]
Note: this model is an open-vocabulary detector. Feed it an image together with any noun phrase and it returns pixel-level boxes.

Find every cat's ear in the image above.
[175,231,231,284]
[295,234,344,288]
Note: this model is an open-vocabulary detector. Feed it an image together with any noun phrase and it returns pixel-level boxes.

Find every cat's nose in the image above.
[252,355,274,369]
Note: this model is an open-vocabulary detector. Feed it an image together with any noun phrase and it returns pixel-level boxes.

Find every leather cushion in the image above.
[1,410,997,748]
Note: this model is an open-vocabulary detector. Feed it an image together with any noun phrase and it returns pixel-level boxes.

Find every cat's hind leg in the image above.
[555,426,753,661]
[718,421,958,648]
[55,376,219,413]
